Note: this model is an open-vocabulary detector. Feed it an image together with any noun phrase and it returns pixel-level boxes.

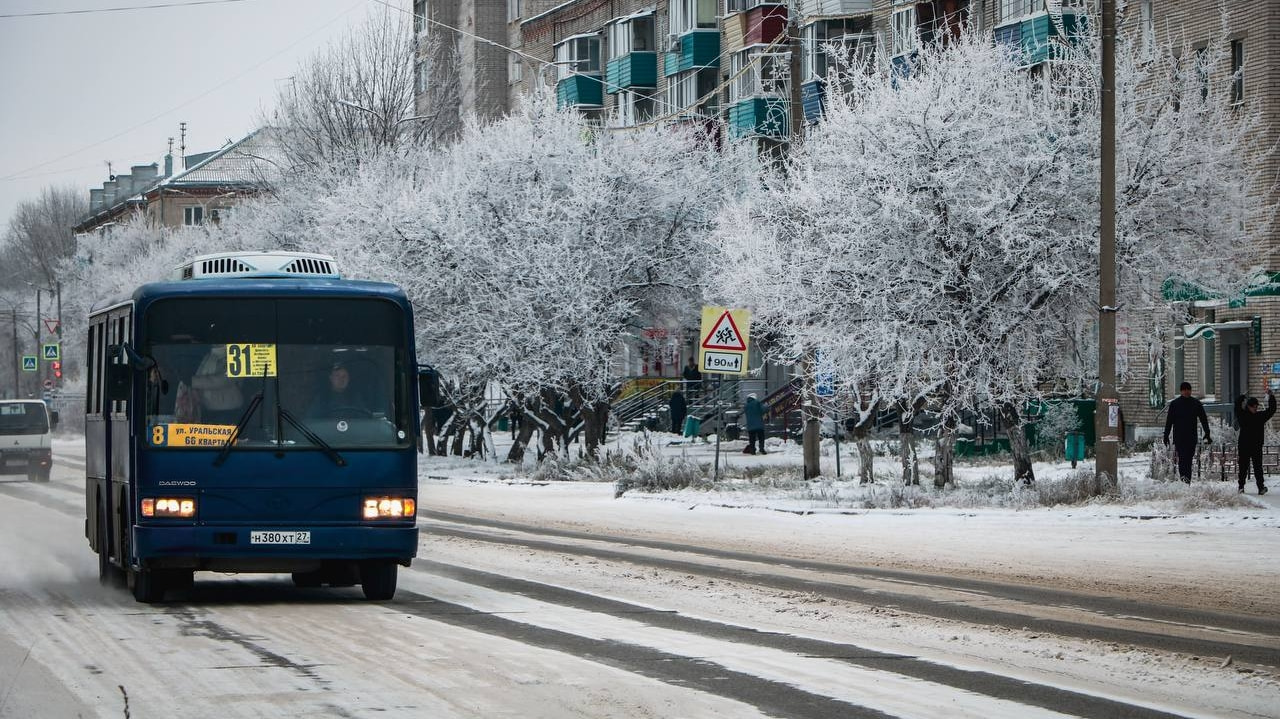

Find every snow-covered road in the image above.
[0,439,1276,718]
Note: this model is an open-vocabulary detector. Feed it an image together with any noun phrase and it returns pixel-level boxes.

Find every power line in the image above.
[0,0,254,19]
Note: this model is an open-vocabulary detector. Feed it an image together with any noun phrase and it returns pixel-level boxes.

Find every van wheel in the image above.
[27,467,50,483]
[359,561,397,601]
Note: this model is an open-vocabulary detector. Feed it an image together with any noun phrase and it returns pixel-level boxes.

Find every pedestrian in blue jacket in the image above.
[743,393,766,455]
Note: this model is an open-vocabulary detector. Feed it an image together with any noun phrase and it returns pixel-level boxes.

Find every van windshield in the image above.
[0,403,50,435]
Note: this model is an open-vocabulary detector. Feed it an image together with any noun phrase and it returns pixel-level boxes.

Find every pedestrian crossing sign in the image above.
[21,356,37,372]
[42,343,60,361]
[698,306,751,376]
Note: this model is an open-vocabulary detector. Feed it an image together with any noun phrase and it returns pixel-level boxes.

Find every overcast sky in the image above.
[0,0,401,232]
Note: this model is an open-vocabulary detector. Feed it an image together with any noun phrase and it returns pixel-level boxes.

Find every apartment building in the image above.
[412,0,1280,436]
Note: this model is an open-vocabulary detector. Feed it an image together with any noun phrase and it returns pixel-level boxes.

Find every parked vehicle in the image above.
[0,399,58,482]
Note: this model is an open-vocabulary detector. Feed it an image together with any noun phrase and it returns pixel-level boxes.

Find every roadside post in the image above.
[698,306,751,480]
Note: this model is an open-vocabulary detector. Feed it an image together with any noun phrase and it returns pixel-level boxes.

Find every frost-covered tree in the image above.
[713,35,1090,486]
[224,93,753,461]
[387,95,751,460]
[264,8,459,174]
[711,22,1271,486]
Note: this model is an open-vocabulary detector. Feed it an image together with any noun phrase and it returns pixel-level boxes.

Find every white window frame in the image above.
[554,35,601,81]
[802,19,873,82]
[183,206,204,227]
[507,0,520,22]
[413,0,428,35]
[416,59,430,94]
[607,13,655,60]
[664,68,717,116]
[667,0,716,40]
[729,47,787,103]
[508,53,523,84]
[891,7,917,57]
[1139,0,1154,59]
[614,90,656,126]
[1230,38,1244,104]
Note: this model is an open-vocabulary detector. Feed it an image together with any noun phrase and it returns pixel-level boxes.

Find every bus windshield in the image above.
[142,297,411,451]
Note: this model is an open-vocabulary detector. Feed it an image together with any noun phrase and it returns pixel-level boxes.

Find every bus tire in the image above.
[96,501,114,587]
[130,565,167,604]
[359,561,397,601]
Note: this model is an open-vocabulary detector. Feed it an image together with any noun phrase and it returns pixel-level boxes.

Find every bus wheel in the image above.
[359,561,397,601]
[96,503,114,587]
[130,565,167,604]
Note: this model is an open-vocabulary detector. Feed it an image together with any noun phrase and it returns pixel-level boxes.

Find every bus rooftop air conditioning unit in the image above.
[175,251,341,280]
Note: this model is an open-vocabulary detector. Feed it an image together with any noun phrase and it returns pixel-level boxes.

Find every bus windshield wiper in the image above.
[277,406,346,467]
[213,392,263,467]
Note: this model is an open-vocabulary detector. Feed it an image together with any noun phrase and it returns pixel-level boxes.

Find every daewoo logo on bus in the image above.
[158,480,198,487]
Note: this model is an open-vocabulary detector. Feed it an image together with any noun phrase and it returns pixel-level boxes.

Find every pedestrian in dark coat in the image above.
[669,391,687,435]
[743,393,766,455]
[682,358,702,398]
[1235,388,1274,495]
[1163,381,1211,483]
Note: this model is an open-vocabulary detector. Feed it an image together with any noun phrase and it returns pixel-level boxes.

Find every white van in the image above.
[0,400,58,482]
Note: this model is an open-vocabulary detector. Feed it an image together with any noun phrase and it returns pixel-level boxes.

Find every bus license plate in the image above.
[250,531,311,545]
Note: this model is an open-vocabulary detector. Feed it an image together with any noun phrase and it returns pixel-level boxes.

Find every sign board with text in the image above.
[698,307,750,375]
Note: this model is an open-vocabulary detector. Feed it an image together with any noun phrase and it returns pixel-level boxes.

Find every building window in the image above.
[507,0,520,23]
[416,59,430,94]
[183,206,204,226]
[413,0,427,35]
[668,0,716,41]
[1231,39,1244,104]
[802,17,873,81]
[729,48,788,103]
[614,90,656,126]
[508,53,523,84]
[891,7,917,57]
[608,13,654,60]
[665,68,718,117]
[1139,0,1154,59]
[554,35,601,81]
[1195,46,1208,103]
[208,208,228,224]
[997,0,1085,25]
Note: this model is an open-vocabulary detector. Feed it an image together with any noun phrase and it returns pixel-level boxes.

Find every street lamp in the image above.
[334,99,434,128]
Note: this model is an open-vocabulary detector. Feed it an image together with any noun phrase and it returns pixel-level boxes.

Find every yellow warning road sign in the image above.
[698,307,750,375]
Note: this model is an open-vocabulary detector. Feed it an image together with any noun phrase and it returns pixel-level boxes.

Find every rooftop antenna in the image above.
[179,121,188,169]
[167,137,174,156]
[105,160,114,180]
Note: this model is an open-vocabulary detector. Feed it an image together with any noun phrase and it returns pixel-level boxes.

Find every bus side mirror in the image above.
[417,367,441,408]
[106,344,133,402]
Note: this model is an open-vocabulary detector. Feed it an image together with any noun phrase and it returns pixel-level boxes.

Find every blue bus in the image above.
[85,251,431,603]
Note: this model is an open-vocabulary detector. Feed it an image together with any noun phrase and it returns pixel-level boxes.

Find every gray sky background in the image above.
[0,0,401,233]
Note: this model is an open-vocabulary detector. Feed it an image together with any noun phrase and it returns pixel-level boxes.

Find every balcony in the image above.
[722,5,788,55]
[727,97,789,140]
[994,10,1087,66]
[556,74,603,108]
[605,52,658,93]
[663,31,720,77]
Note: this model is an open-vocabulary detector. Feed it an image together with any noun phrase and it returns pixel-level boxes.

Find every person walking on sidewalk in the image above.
[1164,381,1211,483]
[1235,388,1274,495]
[743,393,766,455]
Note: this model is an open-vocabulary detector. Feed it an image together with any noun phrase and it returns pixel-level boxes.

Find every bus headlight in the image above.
[142,497,196,518]
[363,497,415,519]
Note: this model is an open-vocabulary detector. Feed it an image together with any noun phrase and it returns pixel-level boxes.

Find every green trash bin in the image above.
[683,415,701,438]
[1064,431,1086,468]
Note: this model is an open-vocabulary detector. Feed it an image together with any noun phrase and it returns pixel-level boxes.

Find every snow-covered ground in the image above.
[422,429,1280,617]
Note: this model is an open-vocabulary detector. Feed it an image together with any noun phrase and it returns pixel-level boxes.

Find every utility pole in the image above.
[785,0,821,479]
[1094,0,1119,492]
[8,308,17,399]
